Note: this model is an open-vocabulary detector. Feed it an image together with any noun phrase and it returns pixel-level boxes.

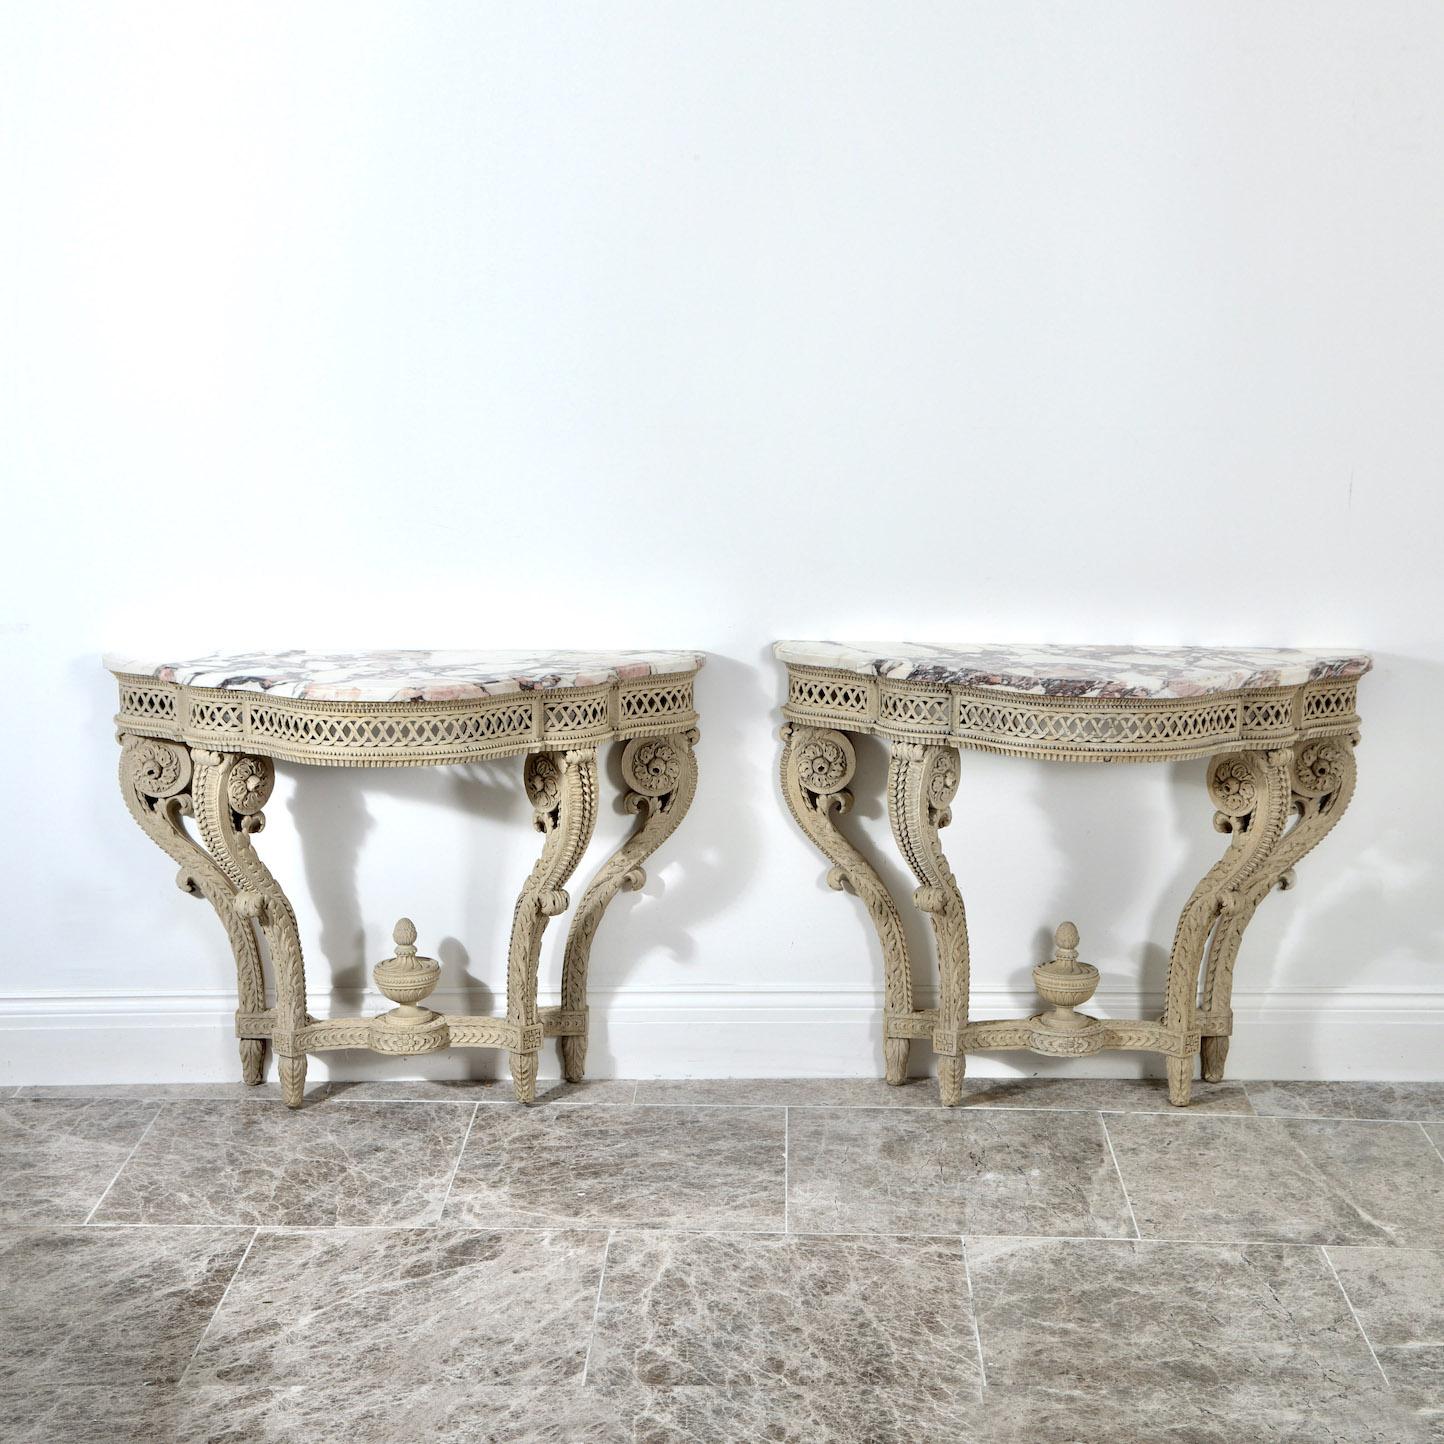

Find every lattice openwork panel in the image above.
[249,702,535,754]
[189,700,244,734]
[543,695,610,732]
[789,674,871,717]
[957,698,1240,754]
[878,688,950,732]
[1304,683,1357,721]
[1240,698,1292,733]
[621,681,693,721]
[118,682,177,723]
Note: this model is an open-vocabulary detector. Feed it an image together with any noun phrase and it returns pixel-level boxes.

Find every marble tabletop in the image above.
[105,649,706,703]
[774,641,1372,700]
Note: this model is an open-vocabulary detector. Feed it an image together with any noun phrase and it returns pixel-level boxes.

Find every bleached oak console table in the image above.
[776,641,1370,1107]
[109,649,703,1108]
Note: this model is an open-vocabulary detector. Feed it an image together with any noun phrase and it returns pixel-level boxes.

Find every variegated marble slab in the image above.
[104,647,705,702]
[774,639,1372,699]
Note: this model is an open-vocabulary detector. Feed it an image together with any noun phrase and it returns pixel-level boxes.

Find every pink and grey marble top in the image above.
[105,649,706,703]
[774,641,1371,700]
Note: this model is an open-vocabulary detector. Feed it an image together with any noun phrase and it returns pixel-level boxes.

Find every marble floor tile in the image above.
[325,1078,637,1105]
[443,1105,785,1231]
[588,1230,981,1392]
[15,1079,332,1103]
[92,1100,475,1226]
[787,1106,1134,1237]
[0,1226,250,1388]
[181,1229,607,1439]
[1428,1122,1444,1156]
[967,1237,1422,1442]
[0,1384,182,1444]
[1106,1114,1444,1246]
[629,1075,1251,1113]
[953,1075,1254,1115]
[0,1099,157,1223]
[1247,1080,1444,1121]
[1328,1246,1444,1432]
[631,1077,944,1107]
[175,1381,992,1444]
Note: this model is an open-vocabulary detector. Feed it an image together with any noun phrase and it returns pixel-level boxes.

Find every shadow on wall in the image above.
[282,653,764,1081]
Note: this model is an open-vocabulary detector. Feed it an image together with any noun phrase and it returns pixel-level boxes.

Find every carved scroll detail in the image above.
[780,725,914,1084]
[1161,748,1295,1105]
[1197,737,1358,1081]
[189,750,311,1106]
[117,735,269,1086]
[887,744,970,1104]
[506,750,599,1100]
[558,731,699,1082]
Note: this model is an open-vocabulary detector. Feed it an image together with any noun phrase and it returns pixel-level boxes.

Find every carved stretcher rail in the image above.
[777,644,1368,1106]
[112,654,701,1107]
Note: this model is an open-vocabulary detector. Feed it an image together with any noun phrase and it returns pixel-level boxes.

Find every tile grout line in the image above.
[960,1237,987,1401]
[579,1229,613,1387]
[1419,1120,1444,1168]
[436,1102,481,1220]
[177,1226,260,1388]
[1100,1114,1142,1240]
[81,1107,161,1225]
[1321,1246,1392,1390]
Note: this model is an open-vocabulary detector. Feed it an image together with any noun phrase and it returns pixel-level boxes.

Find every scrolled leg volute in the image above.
[558,730,698,1083]
[887,744,971,1106]
[1196,735,1359,1084]
[779,724,916,1085]
[507,750,598,1101]
[188,750,312,1106]
[117,735,271,1087]
[1161,747,1297,1106]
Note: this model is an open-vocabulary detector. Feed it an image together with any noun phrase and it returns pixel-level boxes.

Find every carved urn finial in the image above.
[373,917,441,1028]
[1031,920,1100,1034]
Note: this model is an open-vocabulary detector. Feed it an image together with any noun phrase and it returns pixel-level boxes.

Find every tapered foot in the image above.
[510,1050,538,1103]
[279,1053,306,1109]
[884,1036,910,1085]
[1200,1035,1230,1083]
[1167,1055,1193,1107]
[240,1038,268,1087]
[938,1054,964,1107]
[561,1035,587,1085]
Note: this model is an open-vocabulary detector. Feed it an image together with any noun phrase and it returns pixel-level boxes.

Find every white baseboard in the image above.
[1,986,1440,1085]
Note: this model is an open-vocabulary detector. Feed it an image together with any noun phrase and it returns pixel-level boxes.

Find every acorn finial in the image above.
[1055,920,1079,953]
[393,917,417,951]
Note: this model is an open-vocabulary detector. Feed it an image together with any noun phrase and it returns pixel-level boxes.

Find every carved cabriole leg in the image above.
[558,730,698,1083]
[1161,748,1295,1106]
[508,750,598,1101]
[779,725,915,1085]
[118,736,270,1086]
[189,751,311,1107]
[1198,736,1358,1083]
[887,744,970,1106]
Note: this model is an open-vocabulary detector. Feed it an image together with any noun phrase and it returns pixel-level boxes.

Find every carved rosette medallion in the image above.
[227,756,274,815]
[1292,739,1344,797]
[622,736,682,798]
[795,730,855,796]
[1208,753,1259,820]
[129,738,192,800]
[524,752,564,812]
[923,748,960,815]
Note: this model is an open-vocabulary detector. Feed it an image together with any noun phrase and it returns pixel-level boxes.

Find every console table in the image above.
[775,641,1370,1106]
[109,648,703,1107]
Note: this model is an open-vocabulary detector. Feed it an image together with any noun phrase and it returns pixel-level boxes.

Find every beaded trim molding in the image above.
[781,664,1362,764]
[113,669,701,768]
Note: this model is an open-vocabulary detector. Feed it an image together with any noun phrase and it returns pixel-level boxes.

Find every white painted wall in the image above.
[2,1,1441,1083]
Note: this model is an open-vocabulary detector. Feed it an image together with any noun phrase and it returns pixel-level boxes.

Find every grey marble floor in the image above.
[1,1076,1438,1443]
